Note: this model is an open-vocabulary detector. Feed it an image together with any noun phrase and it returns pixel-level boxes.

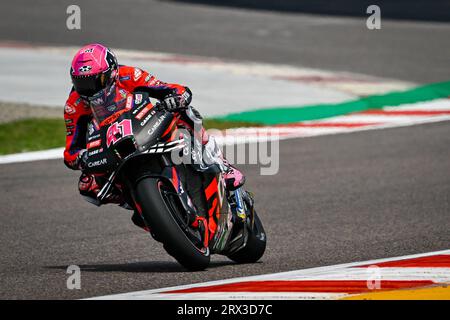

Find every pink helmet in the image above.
[70,43,118,97]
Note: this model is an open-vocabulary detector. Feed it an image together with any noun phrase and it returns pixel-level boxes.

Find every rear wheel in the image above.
[227,212,266,264]
[135,177,210,271]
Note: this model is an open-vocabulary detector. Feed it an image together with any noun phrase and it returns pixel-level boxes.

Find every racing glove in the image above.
[76,149,89,171]
[161,89,192,111]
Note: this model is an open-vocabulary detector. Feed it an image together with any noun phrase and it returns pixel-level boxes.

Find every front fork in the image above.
[229,187,247,221]
[161,165,198,222]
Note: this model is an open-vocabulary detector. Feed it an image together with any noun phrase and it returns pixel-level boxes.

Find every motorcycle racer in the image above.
[63,43,245,227]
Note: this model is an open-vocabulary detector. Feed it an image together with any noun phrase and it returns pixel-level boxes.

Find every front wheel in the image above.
[135,177,210,271]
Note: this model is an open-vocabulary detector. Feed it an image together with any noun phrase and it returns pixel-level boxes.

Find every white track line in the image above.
[383,99,450,111]
[88,249,450,300]
[0,147,63,164]
[111,292,347,300]
[2,112,450,165]
[0,78,450,164]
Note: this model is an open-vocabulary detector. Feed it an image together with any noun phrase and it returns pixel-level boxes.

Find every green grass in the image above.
[0,118,66,155]
[0,117,261,155]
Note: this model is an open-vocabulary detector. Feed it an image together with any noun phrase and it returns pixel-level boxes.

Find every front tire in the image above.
[135,177,210,271]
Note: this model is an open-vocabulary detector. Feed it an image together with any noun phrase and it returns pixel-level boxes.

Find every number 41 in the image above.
[106,119,133,147]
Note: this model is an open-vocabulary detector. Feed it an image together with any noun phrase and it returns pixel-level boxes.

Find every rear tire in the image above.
[227,212,266,264]
[135,177,210,271]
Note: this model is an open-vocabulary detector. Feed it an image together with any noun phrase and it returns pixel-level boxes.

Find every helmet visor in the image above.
[72,70,112,97]
[86,83,125,124]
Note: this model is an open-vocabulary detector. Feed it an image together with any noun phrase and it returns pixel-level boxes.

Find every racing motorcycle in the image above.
[82,91,266,270]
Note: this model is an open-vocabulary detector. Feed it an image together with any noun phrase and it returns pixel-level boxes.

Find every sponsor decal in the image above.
[126,95,133,110]
[88,122,95,135]
[64,104,76,115]
[107,104,117,112]
[88,133,101,142]
[84,48,94,53]
[66,131,73,136]
[91,96,104,106]
[133,68,142,81]
[78,65,92,73]
[100,109,126,126]
[140,109,156,126]
[88,148,103,156]
[144,75,152,82]
[119,89,128,99]
[65,118,73,124]
[87,158,107,168]
[136,105,154,120]
[135,94,143,105]
[74,97,82,106]
[106,119,133,147]
[148,78,161,86]
[119,76,131,81]
[66,125,75,130]
[132,104,144,115]
[87,139,102,149]
[182,90,191,101]
[148,114,167,135]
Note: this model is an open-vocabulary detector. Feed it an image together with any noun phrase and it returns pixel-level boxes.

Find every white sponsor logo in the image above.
[148,114,167,135]
[140,110,156,126]
[87,158,107,168]
[132,105,144,115]
[78,65,92,73]
[88,134,100,142]
[87,148,103,156]
[148,114,166,135]
[134,68,142,81]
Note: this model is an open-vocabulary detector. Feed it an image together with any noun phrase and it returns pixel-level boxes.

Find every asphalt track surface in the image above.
[1,121,449,299]
[0,0,449,83]
[0,0,449,300]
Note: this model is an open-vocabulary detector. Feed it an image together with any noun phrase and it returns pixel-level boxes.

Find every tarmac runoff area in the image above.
[0,43,413,118]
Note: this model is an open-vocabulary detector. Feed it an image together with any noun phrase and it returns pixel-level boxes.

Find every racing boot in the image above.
[223,159,246,191]
[202,137,245,191]
[78,173,123,205]
[78,173,101,205]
